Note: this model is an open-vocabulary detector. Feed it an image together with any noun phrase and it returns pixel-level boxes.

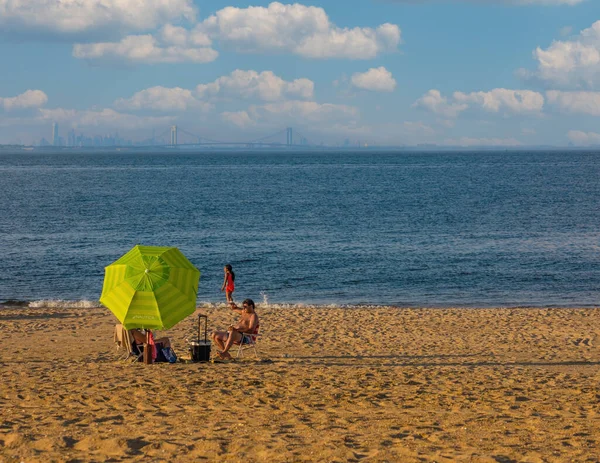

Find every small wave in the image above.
[195,300,394,310]
[260,291,269,306]
[27,299,102,309]
[1,298,394,311]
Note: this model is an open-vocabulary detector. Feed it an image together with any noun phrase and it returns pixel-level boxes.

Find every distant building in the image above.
[170,125,177,145]
[67,129,76,147]
[51,123,59,146]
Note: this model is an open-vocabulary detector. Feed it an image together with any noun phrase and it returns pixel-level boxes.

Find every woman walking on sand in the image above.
[221,264,235,303]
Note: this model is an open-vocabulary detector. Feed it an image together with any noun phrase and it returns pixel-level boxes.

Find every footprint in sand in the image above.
[571,337,593,347]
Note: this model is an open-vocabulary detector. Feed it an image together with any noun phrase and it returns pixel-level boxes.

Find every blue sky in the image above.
[1,0,599,146]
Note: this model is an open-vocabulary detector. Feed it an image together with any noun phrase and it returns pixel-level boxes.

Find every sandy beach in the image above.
[1,305,600,462]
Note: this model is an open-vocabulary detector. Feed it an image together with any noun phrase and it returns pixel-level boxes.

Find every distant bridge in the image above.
[145,126,313,148]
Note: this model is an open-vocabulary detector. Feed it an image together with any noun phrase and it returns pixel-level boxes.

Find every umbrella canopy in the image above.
[100,245,200,330]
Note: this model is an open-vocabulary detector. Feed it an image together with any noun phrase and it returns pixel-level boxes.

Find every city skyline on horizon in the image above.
[10,120,595,149]
[33,122,323,147]
[2,116,599,149]
[1,1,600,147]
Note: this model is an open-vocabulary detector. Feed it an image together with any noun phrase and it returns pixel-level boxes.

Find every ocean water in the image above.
[0,149,599,308]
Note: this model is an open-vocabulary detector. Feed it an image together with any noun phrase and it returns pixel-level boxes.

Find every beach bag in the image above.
[157,347,177,363]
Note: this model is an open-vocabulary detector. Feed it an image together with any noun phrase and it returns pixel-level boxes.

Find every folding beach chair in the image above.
[234,324,261,359]
[113,324,142,362]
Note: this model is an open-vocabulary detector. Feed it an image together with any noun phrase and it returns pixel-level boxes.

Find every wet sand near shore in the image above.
[1,306,600,462]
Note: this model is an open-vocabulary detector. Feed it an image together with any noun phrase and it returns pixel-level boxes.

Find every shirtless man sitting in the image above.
[212,298,259,360]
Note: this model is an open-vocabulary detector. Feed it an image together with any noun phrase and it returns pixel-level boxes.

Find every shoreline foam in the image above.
[1,298,599,311]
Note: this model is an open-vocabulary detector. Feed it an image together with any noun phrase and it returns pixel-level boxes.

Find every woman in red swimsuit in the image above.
[221,264,235,303]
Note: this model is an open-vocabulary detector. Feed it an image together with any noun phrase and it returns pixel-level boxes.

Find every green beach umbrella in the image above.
[100,245,200,330]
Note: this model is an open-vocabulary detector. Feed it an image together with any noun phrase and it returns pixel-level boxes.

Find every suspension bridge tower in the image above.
[170,125,178,146]
[286,127,293,146]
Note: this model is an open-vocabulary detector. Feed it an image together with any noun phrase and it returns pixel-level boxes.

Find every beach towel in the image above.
[113,324,133,351]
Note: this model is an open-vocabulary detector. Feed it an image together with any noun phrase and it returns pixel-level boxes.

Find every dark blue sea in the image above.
[1,149,599,308]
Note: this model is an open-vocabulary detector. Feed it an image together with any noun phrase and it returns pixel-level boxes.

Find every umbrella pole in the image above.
[143,330,152,364]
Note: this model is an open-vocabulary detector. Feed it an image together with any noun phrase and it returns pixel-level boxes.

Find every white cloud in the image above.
[71,2,400,64]
[221,111,256,128]
[38,107,173,130]
[413,90,468,118]
[114,86,213,111]
[257,100,357,121]
[350,67,396,92]
[196,70,314,101]
[0,0,196,35]
[453,88,544,113]
[523,20,600,88]
[415,88,544,117]
[567,130,600,145]
[113,70,313,113]
[546,90,600,115]
[0,90,48,111]
[444,137,522,147]
[159,24,212,47]
[73,34,218,64]
[197,2,401,59]
[221,100,358,129]
[294,23,400,59]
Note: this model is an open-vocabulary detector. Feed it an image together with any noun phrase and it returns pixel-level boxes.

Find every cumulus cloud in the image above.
[0,90,48,111]
[70,2,400,63]
[414,88,544,117]
[521,20,600,88]
[412,90,468,118]
[256,100,357,122]
[196,70,314,101]
[114,70,314,113]
[221,111,256,129]
[546,90,600,115]
[73,34,218,64]
[567,130,600,145]
[453,88,545,113]
[114,86,213,111]
[197,2,401,59]
[350,67,397,92]
[0,0,196,36]
[221,100,358,129]
[159,24,212,47]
